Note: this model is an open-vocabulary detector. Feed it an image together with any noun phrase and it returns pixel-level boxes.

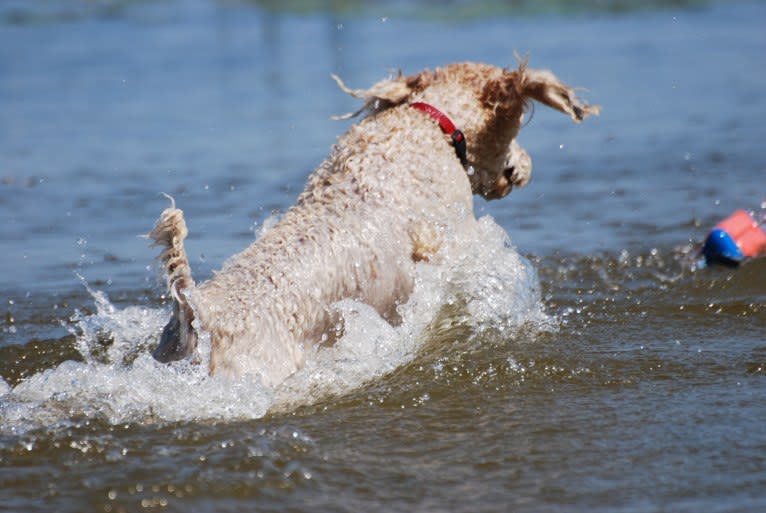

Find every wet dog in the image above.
[149,60,598,386]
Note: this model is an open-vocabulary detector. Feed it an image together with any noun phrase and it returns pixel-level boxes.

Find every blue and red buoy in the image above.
[701,209,766,267]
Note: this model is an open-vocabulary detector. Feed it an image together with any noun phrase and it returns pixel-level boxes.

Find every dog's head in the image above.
[333,61,599,200]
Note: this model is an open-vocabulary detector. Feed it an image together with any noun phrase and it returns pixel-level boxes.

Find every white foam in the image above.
[275,216,550,408]
[1,215,549,431]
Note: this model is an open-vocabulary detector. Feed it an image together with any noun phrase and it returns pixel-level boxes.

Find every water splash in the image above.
[1,216,548,431]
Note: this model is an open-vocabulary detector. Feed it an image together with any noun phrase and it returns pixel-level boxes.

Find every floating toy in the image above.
[701,209,766,267]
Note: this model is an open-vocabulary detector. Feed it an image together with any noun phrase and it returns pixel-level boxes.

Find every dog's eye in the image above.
[503,166,515,180]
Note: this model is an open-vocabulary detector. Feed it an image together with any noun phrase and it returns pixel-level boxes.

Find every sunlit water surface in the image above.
[1,1,765,512]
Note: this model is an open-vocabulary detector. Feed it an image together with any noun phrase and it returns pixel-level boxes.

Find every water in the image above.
[1,1,765,511]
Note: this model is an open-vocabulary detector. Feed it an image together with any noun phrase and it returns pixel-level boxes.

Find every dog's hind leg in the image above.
[148,195,198,362]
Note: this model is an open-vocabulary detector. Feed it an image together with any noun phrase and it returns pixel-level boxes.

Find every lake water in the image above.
[1,1,765,512]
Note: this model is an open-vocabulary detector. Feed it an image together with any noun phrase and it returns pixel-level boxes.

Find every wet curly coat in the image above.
[149,60,599,386]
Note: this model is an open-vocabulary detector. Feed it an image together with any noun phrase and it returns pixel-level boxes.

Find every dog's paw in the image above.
[409,222,443,263]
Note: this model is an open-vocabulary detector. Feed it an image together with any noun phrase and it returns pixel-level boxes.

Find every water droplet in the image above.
[466,166,475,176]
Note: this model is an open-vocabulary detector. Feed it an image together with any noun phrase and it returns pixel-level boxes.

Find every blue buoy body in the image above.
[701,228,744,266]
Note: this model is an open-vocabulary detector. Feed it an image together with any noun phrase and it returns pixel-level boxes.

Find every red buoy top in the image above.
[715,209,766,258]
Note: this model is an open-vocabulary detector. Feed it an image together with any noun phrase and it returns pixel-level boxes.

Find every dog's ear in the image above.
[519,66,600,123]
[331,72,419,120]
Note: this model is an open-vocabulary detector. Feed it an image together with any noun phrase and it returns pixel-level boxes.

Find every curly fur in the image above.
[149,60,599,386]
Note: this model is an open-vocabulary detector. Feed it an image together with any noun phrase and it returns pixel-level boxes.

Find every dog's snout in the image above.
[487,167,514,200]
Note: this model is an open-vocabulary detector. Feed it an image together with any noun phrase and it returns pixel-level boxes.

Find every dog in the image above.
[149,60,599,387]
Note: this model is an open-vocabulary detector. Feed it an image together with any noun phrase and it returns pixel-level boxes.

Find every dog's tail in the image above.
[148,194,198,362]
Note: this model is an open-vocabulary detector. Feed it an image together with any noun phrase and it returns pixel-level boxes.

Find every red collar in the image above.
[410,102,468,168]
